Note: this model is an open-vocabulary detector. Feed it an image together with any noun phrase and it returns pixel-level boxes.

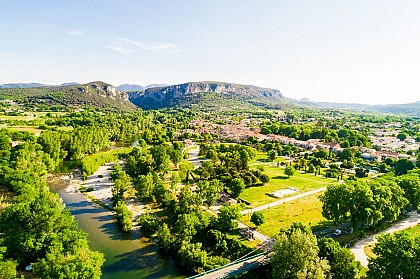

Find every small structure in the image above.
[9,141,19,148]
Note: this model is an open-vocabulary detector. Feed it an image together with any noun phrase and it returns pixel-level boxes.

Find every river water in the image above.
[49,179,185,279]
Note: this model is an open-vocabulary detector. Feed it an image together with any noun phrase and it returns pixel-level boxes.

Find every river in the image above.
[49,179,185,279]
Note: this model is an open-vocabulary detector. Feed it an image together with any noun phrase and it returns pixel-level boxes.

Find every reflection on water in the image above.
[49,180,184,279]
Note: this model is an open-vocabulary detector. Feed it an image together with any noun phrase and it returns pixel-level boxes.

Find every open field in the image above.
[240,193,325,237]
[5,126,42,134]
[240,165,335,207]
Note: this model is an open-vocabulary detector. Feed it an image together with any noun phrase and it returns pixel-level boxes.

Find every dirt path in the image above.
[350,211,420,267]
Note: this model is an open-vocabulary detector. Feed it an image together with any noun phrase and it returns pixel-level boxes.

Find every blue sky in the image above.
[1,0,420,104]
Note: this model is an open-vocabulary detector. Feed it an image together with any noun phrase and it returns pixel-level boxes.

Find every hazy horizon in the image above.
[1,1,420,105]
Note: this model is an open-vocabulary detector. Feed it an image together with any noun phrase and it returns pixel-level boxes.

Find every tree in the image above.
[394,158,415,176]
[156,223,172,251]
[198,179,221,207]
[271,222,330,279]
[396,132,408,141]
[268,150,277,161]
[111,170,131,206]
[114,201,133,232]
[367,232,420,279]
[396,173,420,210]
[179,160,195,183]
[0,247,17,279]
[134,172,155,200]
[250,211,265,227]
[150,144,170,173]
[213,204,241,232]
[228,178,245,199]
[318,238,360,279]
[284,165,295,178]
[260,173,270,185]
[33,247,104,279]
[178,241,207,272]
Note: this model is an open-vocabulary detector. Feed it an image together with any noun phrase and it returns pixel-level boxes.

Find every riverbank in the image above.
[70,161,146,223]
[48,169,185,279]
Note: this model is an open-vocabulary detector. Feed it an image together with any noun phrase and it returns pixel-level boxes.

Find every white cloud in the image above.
[67,30,84,35]
[107,38,182,54]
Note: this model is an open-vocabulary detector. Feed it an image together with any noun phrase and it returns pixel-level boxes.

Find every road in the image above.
[192,253,269,279]
[350,211,420,267]
[240,187,327,215]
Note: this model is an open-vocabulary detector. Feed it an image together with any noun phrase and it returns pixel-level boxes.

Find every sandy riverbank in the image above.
[66,161,146,222]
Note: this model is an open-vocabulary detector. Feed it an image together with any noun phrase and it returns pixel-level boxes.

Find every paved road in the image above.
[240,187,327,215]
[350,211,420,267]
[188,145,207,169]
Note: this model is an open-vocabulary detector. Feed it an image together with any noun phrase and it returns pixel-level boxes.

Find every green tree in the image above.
[271,222,330,279]
[396,132,408,141]
[260,173,270,185]
[284,165,295,178]
[396,173,420,210]
[114,201,133,232]
[178,241,207,272]
[318,238,360,279]
[268,150,277,161]
[213,204,241,232]
[150,144,170,173]
[228,178,245,199]
[367,232,420,279]
[156,223,172,251]
[33,247,104,279]
[394,158,415,176]
[250,211,265,227]
[0,246,17,279]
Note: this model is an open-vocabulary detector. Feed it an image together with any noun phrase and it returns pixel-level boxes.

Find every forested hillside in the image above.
[0,81,136,111]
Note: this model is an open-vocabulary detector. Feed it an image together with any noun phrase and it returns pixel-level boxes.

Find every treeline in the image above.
[320,171,420,230]
[0,131,104,278]
[260,122,370,147]
[81,148,131,178]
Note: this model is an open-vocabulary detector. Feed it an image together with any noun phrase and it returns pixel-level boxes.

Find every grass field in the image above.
[6,126,42,134]
[240,193,326,237]
[240,165,335,207]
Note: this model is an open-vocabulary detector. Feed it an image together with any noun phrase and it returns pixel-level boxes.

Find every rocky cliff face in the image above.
[128,81,287,110]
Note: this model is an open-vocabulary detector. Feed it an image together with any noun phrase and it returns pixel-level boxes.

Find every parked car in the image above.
[333,229,342,236]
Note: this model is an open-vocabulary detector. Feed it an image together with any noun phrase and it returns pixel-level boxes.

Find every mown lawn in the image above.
[240,194,326,237]
[240,166,335,207]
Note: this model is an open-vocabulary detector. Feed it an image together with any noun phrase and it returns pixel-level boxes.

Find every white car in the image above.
[333,229,342,236]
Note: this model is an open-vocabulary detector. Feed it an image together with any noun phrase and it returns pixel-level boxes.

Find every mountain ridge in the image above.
[0,81,136,111]
[128,81,290,110]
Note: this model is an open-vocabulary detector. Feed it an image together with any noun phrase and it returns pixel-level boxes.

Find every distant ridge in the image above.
[116,84,167,92]
[0,83,46,89]
[297,99,420,116]
[0,81,136,111]
[128,81,290,110]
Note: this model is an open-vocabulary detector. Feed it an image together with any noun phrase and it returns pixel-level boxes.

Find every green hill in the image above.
[0,81,136,111]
